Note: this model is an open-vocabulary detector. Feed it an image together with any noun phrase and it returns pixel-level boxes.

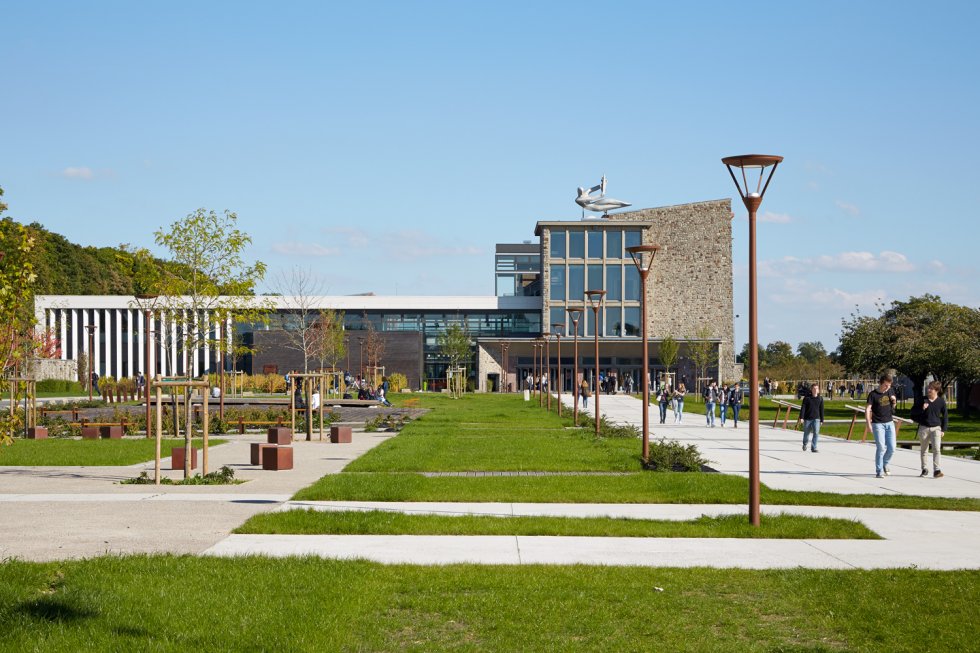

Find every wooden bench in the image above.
[844,405,915,442]
[771,399,802,430]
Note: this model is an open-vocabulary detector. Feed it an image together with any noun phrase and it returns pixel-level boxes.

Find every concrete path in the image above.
[565,393,980,498]
[0,430,396,560]
[204,500,980,570]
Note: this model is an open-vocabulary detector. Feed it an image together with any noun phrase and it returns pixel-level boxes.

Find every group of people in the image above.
[285,372,392,407]
[699,381,745,428]
[798,372,947,479]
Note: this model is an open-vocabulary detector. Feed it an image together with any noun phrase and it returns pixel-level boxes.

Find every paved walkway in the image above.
[567,393,980,498]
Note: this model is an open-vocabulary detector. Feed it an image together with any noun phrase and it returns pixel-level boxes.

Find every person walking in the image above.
[673,383,687,424]
[912,381,948,478]
[704,380,718,427]
[728,382,743,428]
[800,383,825,453]
[718,383,729,427]
[866,372,898,478]
[657,385,670,424]
[580,378,591,410]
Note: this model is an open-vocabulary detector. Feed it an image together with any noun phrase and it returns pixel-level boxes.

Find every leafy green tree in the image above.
[796,341,827,365]
[659,335,679,378]
[839,295,980,406]
[765,341,795,368]
[315,308,347,377]
[737,342,767,368]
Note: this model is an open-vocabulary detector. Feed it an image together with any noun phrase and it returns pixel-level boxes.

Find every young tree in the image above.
[659,335,679,380]
[688,326,715,395]
[271,266,326,372]
[437,322,471,398]
[362,315,386,388]
[314,308,347,389]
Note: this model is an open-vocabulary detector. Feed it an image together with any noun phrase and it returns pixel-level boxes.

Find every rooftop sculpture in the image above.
[574,175,631,217]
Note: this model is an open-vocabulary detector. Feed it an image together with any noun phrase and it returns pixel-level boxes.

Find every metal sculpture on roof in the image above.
[575,175,631,216]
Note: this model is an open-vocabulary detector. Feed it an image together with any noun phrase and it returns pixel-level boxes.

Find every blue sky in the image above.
[2,1,978,352]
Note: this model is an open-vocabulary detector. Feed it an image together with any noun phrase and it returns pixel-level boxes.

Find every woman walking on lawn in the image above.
[912,381,947,478]
[800,383,824,452]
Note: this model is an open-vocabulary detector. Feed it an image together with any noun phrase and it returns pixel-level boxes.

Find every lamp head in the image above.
[566,306,584,323]
[584,289,606,311]
[721,154,783,210]
[626,244,660,274]
[551,322,564,337]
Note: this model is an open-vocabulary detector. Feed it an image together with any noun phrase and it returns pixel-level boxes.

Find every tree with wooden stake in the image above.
[437,322,470,398]
[659,335,679,387]
[689,326,715,396]
[151,376,209,482]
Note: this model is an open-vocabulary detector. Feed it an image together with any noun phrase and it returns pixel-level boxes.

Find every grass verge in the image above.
[0,438,227,466]
[0,556,976,651]
[235,509,880,539]
[292,472,980,511]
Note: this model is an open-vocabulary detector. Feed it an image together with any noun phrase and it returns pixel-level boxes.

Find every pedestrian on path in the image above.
[727,383,743,428]
[704,380,718,427]
[866,372,898,478]
[580,378,591,410]
[673,383,687,423]
[718,384,729,426]
[912,380,948,479]
[800,383,825,452]
[657,386,670,424]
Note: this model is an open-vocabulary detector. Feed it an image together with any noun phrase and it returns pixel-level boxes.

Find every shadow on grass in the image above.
[14,597,98,623]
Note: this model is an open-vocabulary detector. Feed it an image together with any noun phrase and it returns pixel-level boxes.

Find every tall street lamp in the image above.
[357,337,365,383]
[584,290,605,437]
[531,340,538,400]
[544,332,552,411]
[500,342,510,393]
[551,323,564,417]
[722,153,783,527]
[566,306,583,426]
[85,324,97,401]
[537,338,546,407]
[626,245,660,462]
[136,295,158,436]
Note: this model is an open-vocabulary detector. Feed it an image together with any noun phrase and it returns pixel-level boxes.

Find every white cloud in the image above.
[270,242,339,257]
[927,260,947,273]
[381,230,483,261]
[759,211,792,224]
[60,166,96,180]
[807,287,887,308]
[760,250,915,276]
[322,226,369,247]
[835,200,860,216]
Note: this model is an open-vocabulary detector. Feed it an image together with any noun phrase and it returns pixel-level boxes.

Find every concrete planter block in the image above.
[26,426,48,439]
[81,427,100,439]
[100,425,124,439]
[262,445,293,471]
[267,427,293,445]
[250,442,277,466]
[171,446,198,471]
[330,426,352,443]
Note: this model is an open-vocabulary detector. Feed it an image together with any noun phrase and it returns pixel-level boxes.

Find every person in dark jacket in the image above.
[800,383,824,452]
[912,380,948,478]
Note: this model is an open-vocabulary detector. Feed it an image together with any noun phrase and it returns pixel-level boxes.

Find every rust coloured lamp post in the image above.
[536,338,545,407]
[566,306,583,426]
[551,322,564,417]
[136,295,158,436]
[584,290,605,437]
[499,342,510,393]
[722,153,783,527]
[544,333,551,410]
[626,245,660,462]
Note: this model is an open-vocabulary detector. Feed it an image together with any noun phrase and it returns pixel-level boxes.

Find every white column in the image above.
[202,311,210,375]
[94,310,102,376]
[137,309,145,376]
[159,312,168,377]
[174,311,181,376]
[60,309,68,360]
[71,309,79,361]
[115,309,123,378]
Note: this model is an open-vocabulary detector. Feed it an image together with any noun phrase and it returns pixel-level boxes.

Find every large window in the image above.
[568,264,585,301]
[549,307,566,333]
[587,231,603,259]
[550,230,566,258]
[606,265,622,300]
[624,307,641,336]
[587,264,603,294]
[605,306,622,337]
[606,230,622,258]
[550,265,566,302]
[625,265,641,301]
[568,230,585,258]
[625,229,642,250]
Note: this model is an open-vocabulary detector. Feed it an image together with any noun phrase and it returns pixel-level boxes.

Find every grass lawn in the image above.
[1,556,977,651]
[0,438,227,466]
[236,509,879,539]
[303,393,980,511]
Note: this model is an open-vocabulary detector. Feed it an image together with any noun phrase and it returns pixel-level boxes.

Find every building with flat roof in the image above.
[33,197,737,392]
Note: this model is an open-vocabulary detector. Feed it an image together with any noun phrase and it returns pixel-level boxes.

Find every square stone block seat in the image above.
[171,446,198,471]
[330,426,352,443]
[262,446,293,471]
[250,442,277,466]
[81,427,100,439]
[100,425,124,439]
[267,427,293,445]
[26,426,48,439]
